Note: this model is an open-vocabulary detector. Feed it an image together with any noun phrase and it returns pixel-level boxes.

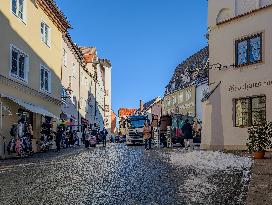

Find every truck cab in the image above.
[126,115,148,145]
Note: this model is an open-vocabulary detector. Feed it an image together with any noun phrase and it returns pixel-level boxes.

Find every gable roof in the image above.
[165,46,209,96]
[138,97,161,112]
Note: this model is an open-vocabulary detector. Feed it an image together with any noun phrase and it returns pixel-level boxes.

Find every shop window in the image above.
[235,96,266,127]
[40,65,51,93]
[10,45,29,83]
[41,21,50,46]
[235,33,262,67]
[12,0,26,22]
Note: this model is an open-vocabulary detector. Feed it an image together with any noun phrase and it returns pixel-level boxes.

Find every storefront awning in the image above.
[1,94,59,119]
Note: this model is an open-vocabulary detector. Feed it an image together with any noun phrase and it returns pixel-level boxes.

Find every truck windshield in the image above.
[129,120,146,128]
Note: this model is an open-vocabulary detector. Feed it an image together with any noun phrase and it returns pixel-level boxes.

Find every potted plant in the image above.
[246,122,272,159]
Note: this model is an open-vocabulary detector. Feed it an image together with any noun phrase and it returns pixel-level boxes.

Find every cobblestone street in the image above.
[0,144,252,205]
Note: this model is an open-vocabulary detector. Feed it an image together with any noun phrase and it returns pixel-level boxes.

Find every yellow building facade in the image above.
[0,0,70,158]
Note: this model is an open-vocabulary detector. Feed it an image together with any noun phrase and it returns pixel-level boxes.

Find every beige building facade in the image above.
[79,47,96,128]
[61,33,85,130]
[202,0,272,150]
[100,59,112,134]
[0,0,70,157]
[80,47,112,133]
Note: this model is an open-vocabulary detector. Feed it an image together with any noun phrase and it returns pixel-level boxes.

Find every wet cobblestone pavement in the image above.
[0,144,252,205]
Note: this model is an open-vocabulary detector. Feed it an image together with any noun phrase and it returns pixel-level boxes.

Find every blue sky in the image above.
[55,0,208,114]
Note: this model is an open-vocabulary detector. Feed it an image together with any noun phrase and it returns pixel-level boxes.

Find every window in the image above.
[172,96,176,105]
[63,49,67,67]
[41,21,50,46]
[85,77,88,86]
[167,99,171,107]
[105,105,110,112]
[40,65,51,93]
[12,0,25,21]
[235,96,266,127]
[10,45,28,82]
[72,63,76,78]
[105,89,109,96]
[235,33,262,67]
[179,93,184,103]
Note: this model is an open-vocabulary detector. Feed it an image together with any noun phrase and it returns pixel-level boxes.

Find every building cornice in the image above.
[0,74,62,106]
[63,33,86,67]
[37,0,71,32]
[217,4,272,26]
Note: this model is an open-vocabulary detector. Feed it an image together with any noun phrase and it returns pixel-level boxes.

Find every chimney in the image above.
[140,100,144,112]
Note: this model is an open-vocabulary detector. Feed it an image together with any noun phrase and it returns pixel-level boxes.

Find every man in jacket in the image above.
[101,128,108,147]
[181,119,194,150]
[143,122,152,150]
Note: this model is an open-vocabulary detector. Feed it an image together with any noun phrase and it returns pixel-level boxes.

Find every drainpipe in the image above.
[0,101,2,130]
[94,65,97,124]
[78,62,81,132]
[0,101,5,156]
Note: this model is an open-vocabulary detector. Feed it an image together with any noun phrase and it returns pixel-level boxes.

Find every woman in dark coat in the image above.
[55,126,63,152]
[181,119,194,150]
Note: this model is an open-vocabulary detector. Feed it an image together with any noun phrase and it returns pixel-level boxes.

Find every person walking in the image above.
[192,120,200,137]
[143,122,152,150]
[182,119,194,150]
[55,126,62,152]
[101,128,108,147]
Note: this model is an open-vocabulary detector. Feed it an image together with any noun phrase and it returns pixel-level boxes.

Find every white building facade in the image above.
[202,0,272,150]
